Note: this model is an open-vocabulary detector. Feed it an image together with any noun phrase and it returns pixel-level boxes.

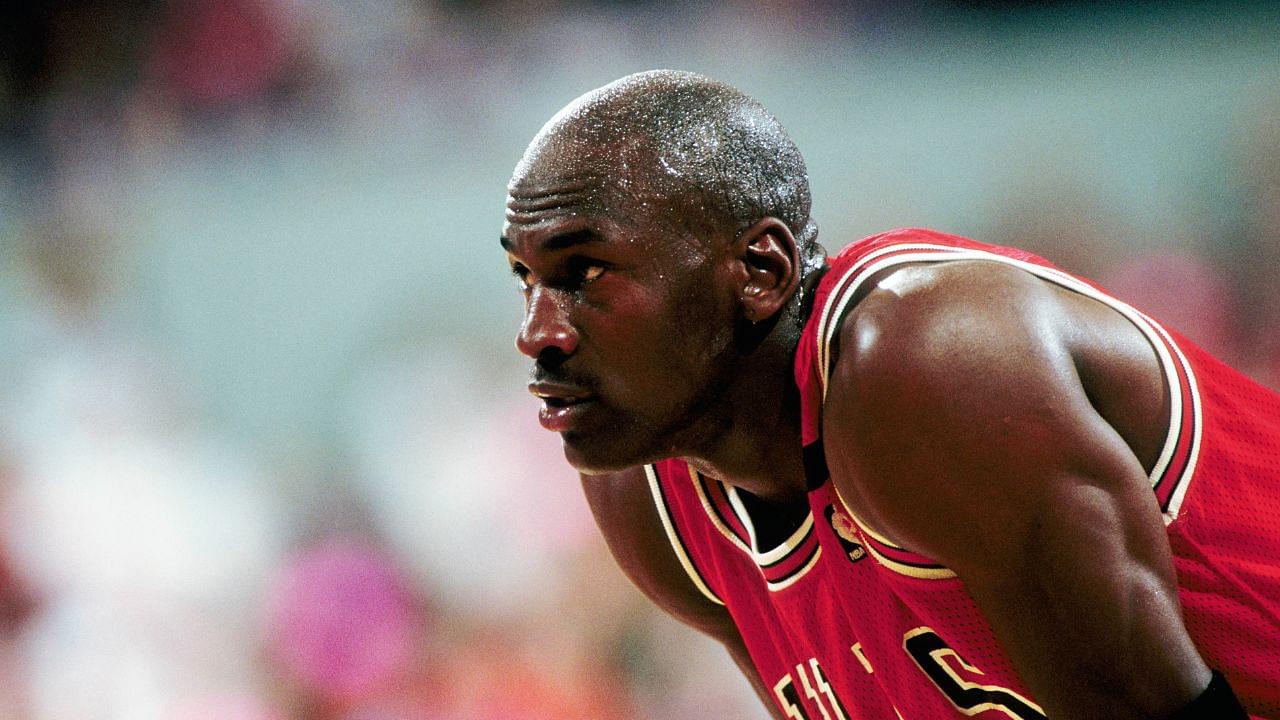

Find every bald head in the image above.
[510,70,819,257]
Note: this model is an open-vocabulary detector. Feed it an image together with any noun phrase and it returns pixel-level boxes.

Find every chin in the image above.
[560,430,656,476]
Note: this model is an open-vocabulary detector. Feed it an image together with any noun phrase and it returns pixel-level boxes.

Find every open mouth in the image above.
[529,381,593,405]
[529,383,596,431]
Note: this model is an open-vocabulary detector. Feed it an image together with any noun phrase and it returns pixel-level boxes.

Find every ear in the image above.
[734,217,800,323]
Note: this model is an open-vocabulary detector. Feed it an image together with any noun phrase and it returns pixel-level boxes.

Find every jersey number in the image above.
[904,628,1046,719]
[774,658,852,720]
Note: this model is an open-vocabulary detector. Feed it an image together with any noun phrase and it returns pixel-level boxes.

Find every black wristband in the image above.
[1167,670,1248,720]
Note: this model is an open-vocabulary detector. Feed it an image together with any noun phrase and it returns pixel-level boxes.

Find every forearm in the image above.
[961,483,1210,718]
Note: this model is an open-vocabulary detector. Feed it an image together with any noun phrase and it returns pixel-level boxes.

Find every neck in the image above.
[670,261,829,504]
[678,307,812,504]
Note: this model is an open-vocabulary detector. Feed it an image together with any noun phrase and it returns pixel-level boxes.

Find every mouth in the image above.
[528,382,597,432]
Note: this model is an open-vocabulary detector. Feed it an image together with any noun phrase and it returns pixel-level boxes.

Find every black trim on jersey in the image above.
[651,463,691,557]
[883,554,950,571]
[650,463,723,605]
[756,527,819,571]
[905,630,1046,720]
[823,294,860,380]
[697,473,751,548]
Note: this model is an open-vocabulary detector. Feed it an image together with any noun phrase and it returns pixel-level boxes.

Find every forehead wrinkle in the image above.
[506,170,601,199]
[504,190,605,230]
[506,185,597,213]
[509,115,718,241]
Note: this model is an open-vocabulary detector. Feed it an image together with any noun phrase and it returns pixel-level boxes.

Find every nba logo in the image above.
[824,505,866,563]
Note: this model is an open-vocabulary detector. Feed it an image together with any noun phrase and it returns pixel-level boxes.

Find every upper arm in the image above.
[822,260,1209,719]
[580,465,735,639]
[582,467,788,719]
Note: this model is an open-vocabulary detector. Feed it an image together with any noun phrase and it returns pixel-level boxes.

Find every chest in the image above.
[696,480,1045,719]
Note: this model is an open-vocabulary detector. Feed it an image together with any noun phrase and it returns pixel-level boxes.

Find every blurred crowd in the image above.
[0,1,1277,719]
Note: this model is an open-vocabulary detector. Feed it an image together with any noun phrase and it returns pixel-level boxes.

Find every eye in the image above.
[568,257,607,286]
[510,263,531,292]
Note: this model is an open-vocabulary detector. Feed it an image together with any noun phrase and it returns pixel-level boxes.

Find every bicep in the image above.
[824,262,1208,718]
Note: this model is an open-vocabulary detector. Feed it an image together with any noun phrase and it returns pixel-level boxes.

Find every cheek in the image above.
[667,275,735,351]
[583,308,685,399]
[635,291,732,385]
[585,270,731,398]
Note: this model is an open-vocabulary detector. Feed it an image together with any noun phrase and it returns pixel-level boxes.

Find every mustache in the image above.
[529,364,597,393]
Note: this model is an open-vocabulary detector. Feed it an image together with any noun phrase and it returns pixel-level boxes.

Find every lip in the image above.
[537,398,597,432]
[528,382,597,432]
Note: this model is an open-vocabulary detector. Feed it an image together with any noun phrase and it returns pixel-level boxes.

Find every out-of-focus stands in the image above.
[0,1,1276,718]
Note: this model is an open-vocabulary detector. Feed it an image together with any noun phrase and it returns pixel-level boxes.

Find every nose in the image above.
[516,286,579,359]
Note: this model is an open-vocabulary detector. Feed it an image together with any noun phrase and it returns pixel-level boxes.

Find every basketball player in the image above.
[500,71,1280,719]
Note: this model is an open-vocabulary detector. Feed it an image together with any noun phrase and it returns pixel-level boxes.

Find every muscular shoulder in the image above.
[820,260,1160,571]
[832,260,1073,414]
[580,465,736,640]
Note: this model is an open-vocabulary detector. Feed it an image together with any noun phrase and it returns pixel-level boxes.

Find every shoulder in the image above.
[807,231,1062,381]
[820,259,1147,569]
[580,464,736,639]
[828,259,1082,470]
[833,259,1071,393]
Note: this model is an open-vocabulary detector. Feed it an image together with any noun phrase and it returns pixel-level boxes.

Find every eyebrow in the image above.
[500,229,601,253]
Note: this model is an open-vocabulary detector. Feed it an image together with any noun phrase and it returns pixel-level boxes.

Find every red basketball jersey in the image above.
[646,228,1280,719]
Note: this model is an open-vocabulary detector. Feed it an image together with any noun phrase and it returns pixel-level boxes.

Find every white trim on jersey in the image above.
[645,464,725,606]
[725,484,816,565]
[1141,312,1204,521]
[692,467,754,555]
[692,468,822,591]
[766,547,823,592]
[814,244,1204,564]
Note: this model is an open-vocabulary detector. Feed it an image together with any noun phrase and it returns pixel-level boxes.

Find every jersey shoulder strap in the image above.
[796,227,1203,551]
[645,459,726,606]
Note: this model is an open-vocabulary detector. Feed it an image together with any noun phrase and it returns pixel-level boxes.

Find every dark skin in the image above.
[504,136,1213,718]
[504,138,809,502]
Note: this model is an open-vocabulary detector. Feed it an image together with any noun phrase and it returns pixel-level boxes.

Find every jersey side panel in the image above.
[1164,342,1280,715]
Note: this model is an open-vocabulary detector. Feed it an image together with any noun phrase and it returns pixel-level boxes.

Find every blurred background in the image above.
[0,0,1277,718]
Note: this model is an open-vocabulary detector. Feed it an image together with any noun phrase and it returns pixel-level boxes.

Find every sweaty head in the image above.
[504,71,818,473]
[508,70,818,256]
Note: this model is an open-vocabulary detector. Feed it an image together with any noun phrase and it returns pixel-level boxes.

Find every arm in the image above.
[580,466,786,719]
[822,260,1212,719]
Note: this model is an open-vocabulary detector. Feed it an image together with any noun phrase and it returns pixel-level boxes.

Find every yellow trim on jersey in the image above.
[903,626,1046,719]
[815,244,1204,536]
[829,482,959,580]
[645,464,725,606]
[690,467,754,555]
[766,547,823,592]
[829,483,903,550]
[692,468,822,591]
[851,643,875,674]
[863,543,959,581]
[725,484,816,564]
